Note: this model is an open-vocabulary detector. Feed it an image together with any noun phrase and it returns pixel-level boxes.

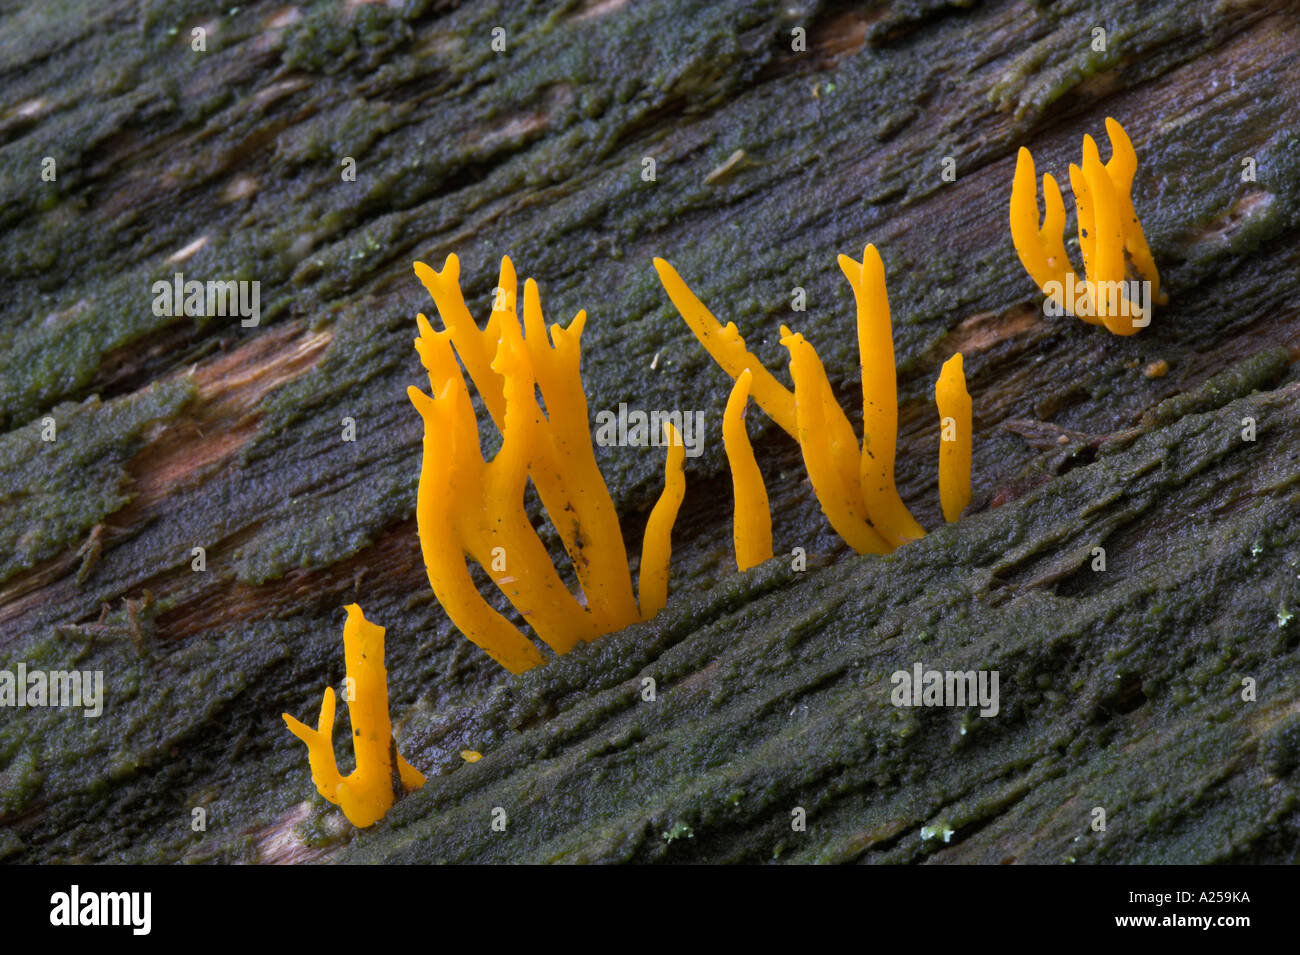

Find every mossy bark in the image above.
[0,0,1297,863]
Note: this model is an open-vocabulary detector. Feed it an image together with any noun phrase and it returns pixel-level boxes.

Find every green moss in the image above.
[0,377,195,587]
[0,749,41,815]
[1259,716,1300,778]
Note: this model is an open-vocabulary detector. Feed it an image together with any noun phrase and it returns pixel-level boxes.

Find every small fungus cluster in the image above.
[408,254,684,673]
[281,605,425,828]
[655,243,970,566]
[284,117,1166,830]
[1010,117,1165,334]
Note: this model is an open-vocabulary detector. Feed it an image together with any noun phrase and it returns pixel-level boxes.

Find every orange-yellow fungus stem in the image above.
[839,245,926,546]
[408,381,549,673]
[935,354,971,524]
[1038,172,1072,292]
[782,328,890,555]
[653,257,798,438]
[1067,161,1095,291]
[639,422,686,619]
[1103,117,1165,306]
[723,370,773,571]
[1011,147,1062,311]
[282,605,425,828]
[1081,149,1134,336]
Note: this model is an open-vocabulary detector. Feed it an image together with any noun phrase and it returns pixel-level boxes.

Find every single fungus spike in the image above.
[782,328,890,555]
[1038,173,1074,292]
[1067,162,1097,288]
[494,255,519,338]
[1103,117,1165,305]
[283,605,425,828]
[723,369,773,571]
[780,322,863,508]
[1082,149,1135,335]
[653,257,798,437]
[639,422,686,619]
[1010,148,1061,307]
[935,354,972,524]
[841,245,925,546]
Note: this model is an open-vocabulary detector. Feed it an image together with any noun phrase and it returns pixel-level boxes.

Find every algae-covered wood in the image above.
[0,0,1297,863]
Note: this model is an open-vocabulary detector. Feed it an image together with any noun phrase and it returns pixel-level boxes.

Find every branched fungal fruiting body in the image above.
[655,245,970,558]
[282,604,424,828]
[409,255,685,673]
[1010,117,1165,334]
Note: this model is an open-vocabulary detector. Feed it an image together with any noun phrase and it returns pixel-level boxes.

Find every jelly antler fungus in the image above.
[282,604,425,828]
[723,369,774,571]
[839,246,928,546]
[935,354,971,523]
[409,255,686,672]
[1010,117,1166,335]
[638,422,686,616]
[655,244,968,558]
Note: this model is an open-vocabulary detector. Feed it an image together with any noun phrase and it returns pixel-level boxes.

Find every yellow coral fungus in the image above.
[654,259,797,436]
[656,244,970,559]
[282,604,425,828]
[638,422,686,618]
[1010,117,1165,335]
[935,353,971,524]
[781,324,892,555]
[723,369,774,571]
[839,246,927,547]
[410,255,686,672]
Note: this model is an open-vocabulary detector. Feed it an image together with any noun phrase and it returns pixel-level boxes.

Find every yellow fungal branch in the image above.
[410,255,686,672]
[839,246,927,547]
[654,258,798,437]
[658,244,971,558]
[639,422,686,618]
[935,354,971,524]
[1010,117,1166,335]
[282,604,425,828]
[723,370,774,571]
[781,324,892,555]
